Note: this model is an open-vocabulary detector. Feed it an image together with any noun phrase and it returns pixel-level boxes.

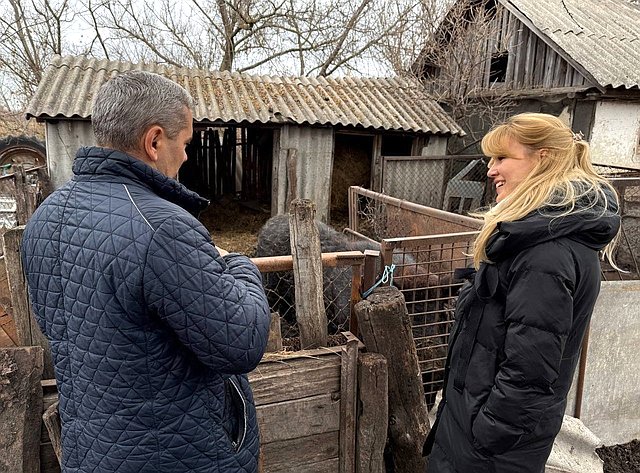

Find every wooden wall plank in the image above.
[261,431,339,472]
[249,356,341,405]
[264,458,339,473]
[257,393,340,444]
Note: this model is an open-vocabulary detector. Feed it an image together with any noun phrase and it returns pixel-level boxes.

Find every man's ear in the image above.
[142,126,164,162]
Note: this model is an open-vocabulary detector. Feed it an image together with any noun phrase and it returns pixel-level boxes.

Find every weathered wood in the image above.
[354,286,428,473]
[265,458,339,473]
[2,228,55,379]
[262,431,339,473]
[286,148,298,209]
[356,353,388,473]
[265,312,283,352]
[0,346,44,473]
[349,265,362,336]
[249,355,341,405]
[257,393,340,443]
[289,200,328,348]
[40,442,61,473]
[339,338,359,473]
[42,401,61,464]
[13,165,29,226]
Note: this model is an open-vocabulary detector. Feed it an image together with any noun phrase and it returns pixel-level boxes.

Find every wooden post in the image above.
[13,165,29,226]
[354,286,428,473]
[356,353,388,473]
[286,149,298,210]
[289,199,328,349]
[2,227,55,379]
[339,337,359,473]
[0,346,44,473]
[266,312,283,352]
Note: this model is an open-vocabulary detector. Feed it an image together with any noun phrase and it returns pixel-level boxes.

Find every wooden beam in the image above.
[289,200,328,348]
[339,337,359,473]
[356,353,388,473]
[0,346,44,473]
[2,228,54,379]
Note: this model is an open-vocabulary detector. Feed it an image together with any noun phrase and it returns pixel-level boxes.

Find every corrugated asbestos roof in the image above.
[504,0,640,89]
[26,55,464,135]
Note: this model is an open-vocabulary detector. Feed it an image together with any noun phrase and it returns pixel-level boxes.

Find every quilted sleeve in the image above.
[143,215,270,374]
[471,253,575,455]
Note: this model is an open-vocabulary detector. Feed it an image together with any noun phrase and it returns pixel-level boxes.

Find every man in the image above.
[22,71,271,473]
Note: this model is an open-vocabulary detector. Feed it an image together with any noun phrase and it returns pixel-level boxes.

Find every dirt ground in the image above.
[597,440,640,473]
[199,197,271,256]
[199,197,350,256]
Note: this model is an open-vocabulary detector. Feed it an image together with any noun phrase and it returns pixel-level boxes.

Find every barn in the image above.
[417,0,640,168]
[25,55,464,222]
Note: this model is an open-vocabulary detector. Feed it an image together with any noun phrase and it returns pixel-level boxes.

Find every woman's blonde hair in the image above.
[473,112,619,268]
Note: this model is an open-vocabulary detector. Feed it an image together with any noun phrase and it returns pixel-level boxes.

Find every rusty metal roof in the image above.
[26,55,464,135]
[504,0,640,89]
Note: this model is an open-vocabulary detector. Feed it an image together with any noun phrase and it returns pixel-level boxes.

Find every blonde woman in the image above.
[423,113,620,473]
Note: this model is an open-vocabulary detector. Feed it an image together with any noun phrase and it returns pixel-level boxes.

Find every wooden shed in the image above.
[25,55,464,222]
[417,0,640,168]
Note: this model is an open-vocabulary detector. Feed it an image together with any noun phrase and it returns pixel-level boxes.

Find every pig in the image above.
[255,214,443,336]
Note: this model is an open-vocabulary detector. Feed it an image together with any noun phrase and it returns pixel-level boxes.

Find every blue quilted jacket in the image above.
[22,147,270,473]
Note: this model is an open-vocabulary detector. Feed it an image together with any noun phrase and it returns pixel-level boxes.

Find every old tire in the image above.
[0,136,46,171]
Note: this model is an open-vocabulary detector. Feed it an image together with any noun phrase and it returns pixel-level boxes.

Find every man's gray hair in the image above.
[92,71,195,151]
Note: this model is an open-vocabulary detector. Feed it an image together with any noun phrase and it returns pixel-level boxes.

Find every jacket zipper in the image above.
[227,377,248,452]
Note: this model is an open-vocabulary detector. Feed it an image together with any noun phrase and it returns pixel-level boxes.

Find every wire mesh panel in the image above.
[348,186,481,241]
[382,155,491,214]
[252,252,364,343]
[379,232,477,409]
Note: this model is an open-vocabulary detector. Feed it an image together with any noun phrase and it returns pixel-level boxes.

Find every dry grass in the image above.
[200,197,271,256]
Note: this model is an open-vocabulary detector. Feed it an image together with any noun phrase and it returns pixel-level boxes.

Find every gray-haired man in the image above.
[22,71,270,473]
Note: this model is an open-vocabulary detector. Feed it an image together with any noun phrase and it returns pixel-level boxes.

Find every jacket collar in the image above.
[72,146,209,217]
[485,187,620,264]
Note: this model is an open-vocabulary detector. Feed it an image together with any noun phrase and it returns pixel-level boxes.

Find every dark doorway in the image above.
[331,132,373,228]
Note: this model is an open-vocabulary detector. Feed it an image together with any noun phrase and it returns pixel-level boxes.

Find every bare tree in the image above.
[409,0,516,151]
[0,0,78,108]
[0,0,444,109]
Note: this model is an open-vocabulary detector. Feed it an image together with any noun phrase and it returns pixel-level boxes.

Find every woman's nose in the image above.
[487,165,498,178]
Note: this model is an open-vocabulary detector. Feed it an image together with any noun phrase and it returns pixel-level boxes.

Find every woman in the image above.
[423,113,620,473]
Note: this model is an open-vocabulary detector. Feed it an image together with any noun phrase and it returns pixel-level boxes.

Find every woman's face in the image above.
[487,139,540,202]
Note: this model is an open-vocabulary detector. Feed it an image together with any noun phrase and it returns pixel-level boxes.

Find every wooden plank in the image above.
[257,393,340,443]
[42,401,61,464]
[356,353,388,473]
[40,442,61,473]
[289,200,328,348]
[339,338,358,473]
[523,28,535,87]
[0,310,18,346]
[262,431,339,472]
[0,346,44,473]
[544,46,557,89]
[533,38,547,86]
[264,458,338,473]
[286,148,298,209]
[249,355,341,405]
[2,227,55,379]
[265,312,283,353]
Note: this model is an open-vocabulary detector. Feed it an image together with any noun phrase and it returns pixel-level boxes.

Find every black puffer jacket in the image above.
[425,190,620,473]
